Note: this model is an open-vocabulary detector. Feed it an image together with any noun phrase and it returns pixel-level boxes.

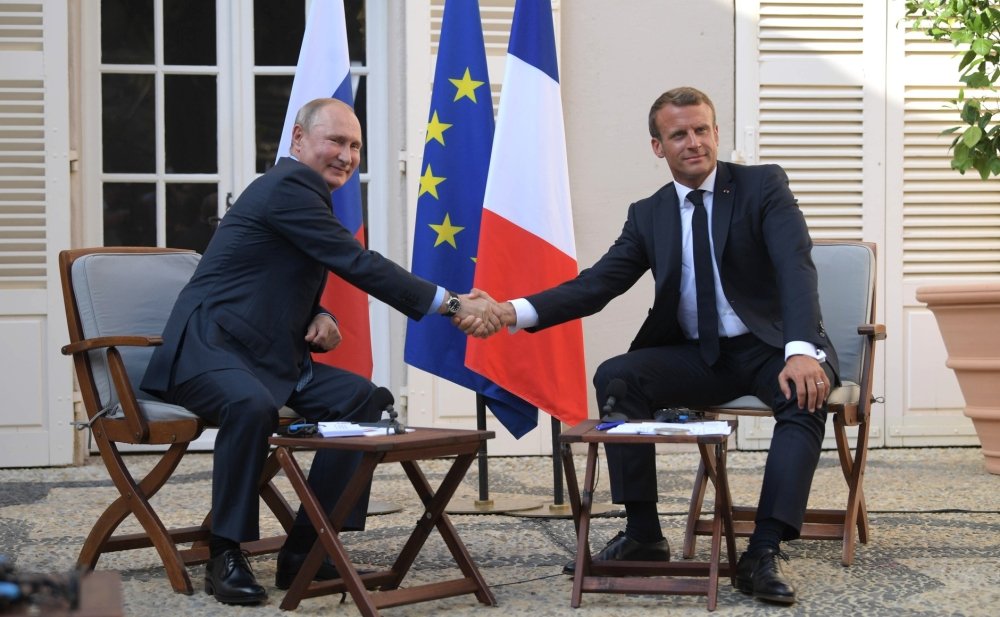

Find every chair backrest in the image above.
[62,249,200,411]
[812,241,876,386]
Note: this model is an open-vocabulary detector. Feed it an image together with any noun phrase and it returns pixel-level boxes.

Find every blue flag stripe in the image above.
[507,0,559,83]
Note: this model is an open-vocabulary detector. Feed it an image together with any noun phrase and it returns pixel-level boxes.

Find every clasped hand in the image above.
[449,289,515,338]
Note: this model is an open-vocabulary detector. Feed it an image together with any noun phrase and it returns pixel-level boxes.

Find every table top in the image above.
[269,426,494,451]
[559,419,736,445]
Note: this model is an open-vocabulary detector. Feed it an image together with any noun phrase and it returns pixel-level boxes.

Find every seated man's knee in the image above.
[220,393,279,434]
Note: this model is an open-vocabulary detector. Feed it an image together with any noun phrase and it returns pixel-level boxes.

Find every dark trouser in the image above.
[168,364,380,542]
[594,333,834,539]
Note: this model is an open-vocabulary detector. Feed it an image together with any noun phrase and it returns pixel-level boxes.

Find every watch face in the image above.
[447,295,461,315]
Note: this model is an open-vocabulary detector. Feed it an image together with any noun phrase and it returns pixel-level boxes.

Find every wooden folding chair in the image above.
[683,240,885,566]
[59,247,296,594]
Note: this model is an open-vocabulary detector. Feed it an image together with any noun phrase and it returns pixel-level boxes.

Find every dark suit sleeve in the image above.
[526,202,650,330]
[757,165,824,348]
[268,168,438,320]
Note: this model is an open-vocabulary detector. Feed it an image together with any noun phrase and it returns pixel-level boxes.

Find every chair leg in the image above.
[82,437,195,594]
[682,458,710,559]
[833,413,872,566]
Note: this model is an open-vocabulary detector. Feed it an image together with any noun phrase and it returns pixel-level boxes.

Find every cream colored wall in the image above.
[560,0,735,416]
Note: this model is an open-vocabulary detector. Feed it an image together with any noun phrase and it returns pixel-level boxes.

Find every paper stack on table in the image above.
[317,422,381,438]
[606,421,732,436]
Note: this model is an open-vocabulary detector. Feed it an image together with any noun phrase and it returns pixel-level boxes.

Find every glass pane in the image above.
[354,74,368,175]
[165,75,217,173]
[102,74,155,173]
[167,183,219,253]
[164,0,216,65]
[101,0,153,64]
[345,0,366,64]
[254,0,305,66]
[255,75,293,173]
[103,183,156,247]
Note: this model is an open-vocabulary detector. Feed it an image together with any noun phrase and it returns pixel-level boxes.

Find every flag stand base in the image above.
[446,394,544,515]
[367,500,403,516]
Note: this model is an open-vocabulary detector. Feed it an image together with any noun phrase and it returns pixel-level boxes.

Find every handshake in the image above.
[441,289,515,339]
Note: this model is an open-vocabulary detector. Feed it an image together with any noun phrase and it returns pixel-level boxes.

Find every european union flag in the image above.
[404,0,538,438]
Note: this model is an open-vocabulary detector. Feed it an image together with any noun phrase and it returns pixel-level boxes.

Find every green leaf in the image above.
[962,71,991,88]
[961,100,980,124]
[959,49,977,70]
[972,38,993,56]
[962,125,983,147]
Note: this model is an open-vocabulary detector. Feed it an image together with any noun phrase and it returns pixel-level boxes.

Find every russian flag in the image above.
[466,0,587,426]
[276,0,372,379]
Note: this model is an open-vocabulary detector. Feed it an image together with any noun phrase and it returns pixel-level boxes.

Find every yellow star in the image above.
[425,111,452,145]
[418,164,446,199]
[429,213,464,249]
[449,68,486,103]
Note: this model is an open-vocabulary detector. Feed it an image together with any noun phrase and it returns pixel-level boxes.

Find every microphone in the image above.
[601,378,627,418]
[363,387,404,434]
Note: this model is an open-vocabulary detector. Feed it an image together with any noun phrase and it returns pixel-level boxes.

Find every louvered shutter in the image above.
[0,0,73,466]
[735,0,885,449]
[884,5,997,446]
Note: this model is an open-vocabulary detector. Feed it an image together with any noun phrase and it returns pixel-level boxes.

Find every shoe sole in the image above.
[205,580,267,605]
[754,592,796,605]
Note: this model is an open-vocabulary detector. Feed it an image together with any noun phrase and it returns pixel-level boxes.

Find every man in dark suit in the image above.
[142,98,497,605]
[487,87,835,605]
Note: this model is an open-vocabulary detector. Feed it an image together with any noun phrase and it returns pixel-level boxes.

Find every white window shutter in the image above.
[740,0,872,241]
[900,24,1000,277]
[0,0,73,466]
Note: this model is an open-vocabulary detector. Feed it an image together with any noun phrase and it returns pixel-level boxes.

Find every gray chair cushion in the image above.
[72,252,201,410]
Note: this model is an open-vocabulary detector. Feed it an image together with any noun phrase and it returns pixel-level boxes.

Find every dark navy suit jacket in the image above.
[142,157,437,404]
[525,161,839,378]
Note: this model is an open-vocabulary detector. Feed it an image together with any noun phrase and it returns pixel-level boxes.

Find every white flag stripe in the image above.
[275,1,351,163]
[483,54,577,259]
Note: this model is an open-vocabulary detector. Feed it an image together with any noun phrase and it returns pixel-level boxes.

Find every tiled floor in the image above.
[1,446,998,616]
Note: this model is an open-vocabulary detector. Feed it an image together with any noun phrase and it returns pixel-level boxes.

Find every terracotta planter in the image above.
[916,283,1000,474]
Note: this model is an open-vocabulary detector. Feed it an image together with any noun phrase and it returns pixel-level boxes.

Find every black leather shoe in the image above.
[275,548,342,590]
[735,547,796,604]
[563,531,670,575]
[205,549,267,605]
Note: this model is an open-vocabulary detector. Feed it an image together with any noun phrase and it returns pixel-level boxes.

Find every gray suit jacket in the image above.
[525,161,839,377]
[142,157,438,403]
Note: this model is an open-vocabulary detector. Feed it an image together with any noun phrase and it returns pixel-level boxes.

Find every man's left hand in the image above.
[778,355,828,412]
[305,313,342,352]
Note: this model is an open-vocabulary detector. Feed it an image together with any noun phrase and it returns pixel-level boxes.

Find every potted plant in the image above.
[907,0,1000,474]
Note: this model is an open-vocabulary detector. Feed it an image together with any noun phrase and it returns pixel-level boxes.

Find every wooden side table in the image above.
[559,419,738,611]
[269,427,497,616]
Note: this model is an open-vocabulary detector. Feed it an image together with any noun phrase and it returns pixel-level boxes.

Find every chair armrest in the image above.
[857,324,886,340]
[61,336,162,442]
[61,335,163,356]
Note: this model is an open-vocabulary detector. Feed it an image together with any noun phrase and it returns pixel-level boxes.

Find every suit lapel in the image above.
[712,162,735,261]
[654,183,682,294]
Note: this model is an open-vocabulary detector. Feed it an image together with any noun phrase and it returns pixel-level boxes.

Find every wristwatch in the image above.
[443,291,461,316]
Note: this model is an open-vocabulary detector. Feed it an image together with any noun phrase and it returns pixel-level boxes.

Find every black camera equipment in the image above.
[0,555,80,612]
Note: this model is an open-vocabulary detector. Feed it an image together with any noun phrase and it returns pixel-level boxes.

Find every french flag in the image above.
[276,0,372,379]
[466,0,587,426]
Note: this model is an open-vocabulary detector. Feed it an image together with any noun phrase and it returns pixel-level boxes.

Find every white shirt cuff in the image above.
[509,298,539,333]
[428,286,447,315]
[785,340,827,363]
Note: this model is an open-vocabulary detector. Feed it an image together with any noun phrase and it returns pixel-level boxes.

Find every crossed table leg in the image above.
[559,419,738,611]
[269,428,497,615]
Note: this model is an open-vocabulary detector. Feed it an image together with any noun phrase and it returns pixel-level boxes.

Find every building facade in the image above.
[0,0,994,466]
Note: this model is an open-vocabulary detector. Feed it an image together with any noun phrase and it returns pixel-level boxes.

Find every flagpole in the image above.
[445,395,543,514]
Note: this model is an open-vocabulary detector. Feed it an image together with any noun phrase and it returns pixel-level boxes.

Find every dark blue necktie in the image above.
[689,189,719,365]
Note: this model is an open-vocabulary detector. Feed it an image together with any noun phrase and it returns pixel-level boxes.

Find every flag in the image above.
[276,0,372,379]
[466,0,587,426]
[404,0,538,438]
